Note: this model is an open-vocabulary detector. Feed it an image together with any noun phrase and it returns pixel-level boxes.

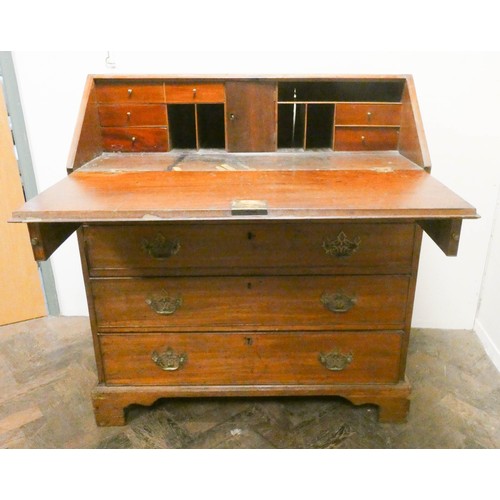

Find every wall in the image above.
[475,187,500,370]
[11,52,500,332]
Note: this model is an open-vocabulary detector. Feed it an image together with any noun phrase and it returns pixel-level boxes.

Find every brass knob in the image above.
[126,111,131,120]
[229,113,236,121]
[127,88,133,96]
[361,135,366,145]
[131,136,136,143]
[192,88,197,97]
[30,237,39,246]
[367,111,372,121]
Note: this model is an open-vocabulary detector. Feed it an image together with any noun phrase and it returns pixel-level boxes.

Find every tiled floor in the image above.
[0,316,499,448]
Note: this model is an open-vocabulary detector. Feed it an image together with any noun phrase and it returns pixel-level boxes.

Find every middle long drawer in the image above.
[92,275,409,332]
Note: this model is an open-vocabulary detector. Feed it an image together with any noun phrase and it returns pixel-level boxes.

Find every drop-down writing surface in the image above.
[12,169,477,223]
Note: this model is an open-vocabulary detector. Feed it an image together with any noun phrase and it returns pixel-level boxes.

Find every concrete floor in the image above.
[0,316,499,448]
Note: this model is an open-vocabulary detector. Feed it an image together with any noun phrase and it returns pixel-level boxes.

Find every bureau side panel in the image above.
[398,223,423,379]
[67,77,103,172]
[77,228,105,382]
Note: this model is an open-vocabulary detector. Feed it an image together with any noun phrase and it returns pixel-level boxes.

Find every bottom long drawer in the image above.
[100,332,403,385]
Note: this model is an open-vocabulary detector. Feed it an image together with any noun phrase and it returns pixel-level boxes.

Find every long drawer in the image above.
[100,331,403,385]
[84,222,415,276]
[92,275,409,332]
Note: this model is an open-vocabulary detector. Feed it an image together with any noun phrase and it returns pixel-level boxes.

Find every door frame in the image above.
[0,51,59,315]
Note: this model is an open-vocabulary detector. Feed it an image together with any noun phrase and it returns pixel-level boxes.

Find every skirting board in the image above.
[474,319,500,372]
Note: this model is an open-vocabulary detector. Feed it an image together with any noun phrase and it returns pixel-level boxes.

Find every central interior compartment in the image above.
[168,104,196,149]
[278,103,334,150]
[197,104,225,149]
[168,103,225,150]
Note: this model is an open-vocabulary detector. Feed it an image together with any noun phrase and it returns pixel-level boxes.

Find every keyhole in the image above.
[247,282,252,289]
[247,232,255,240]
[244,337,253,346]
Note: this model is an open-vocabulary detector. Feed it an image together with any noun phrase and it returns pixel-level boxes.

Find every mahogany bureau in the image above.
[12,75,477,425]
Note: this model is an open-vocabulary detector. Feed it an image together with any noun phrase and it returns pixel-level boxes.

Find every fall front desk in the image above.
[12,75,477,425]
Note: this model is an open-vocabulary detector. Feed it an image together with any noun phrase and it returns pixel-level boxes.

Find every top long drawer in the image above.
[83,222,415,276]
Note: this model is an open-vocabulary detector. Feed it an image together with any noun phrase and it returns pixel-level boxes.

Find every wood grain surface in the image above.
[225,82,277,152]
[99,331,403,385]
[80,151,422,172]
[98,104,167,127]
[91,275,409,332]
[335,103,401,126]
[334,127,400,151]
[84,222,415,276]
[95,81,165,103]
[164,83,225,103]
[101,127,169,152]
[12,169,477,222]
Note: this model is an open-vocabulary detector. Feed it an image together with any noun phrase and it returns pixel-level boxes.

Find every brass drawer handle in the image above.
[142,233,181,259]
[321,292,356,313]
[322,231,361,258]
[145,290,182,315]
[152,347,187,371]
[319,349,353,371]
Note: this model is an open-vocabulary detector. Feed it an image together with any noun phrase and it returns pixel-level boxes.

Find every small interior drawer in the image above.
[334,127,399,151]
[101,127,169,152]
[335,103,401,126]
[164,83,225,103]
[95,82,164,103]
[98,104,167,127]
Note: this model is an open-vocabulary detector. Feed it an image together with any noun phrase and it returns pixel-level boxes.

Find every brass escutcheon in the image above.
[321,292,357,313]
[142,233,181,259]
[322,231,361,258]
[151,347,187,371]
[145,290,182,315]
[319,349,353,371]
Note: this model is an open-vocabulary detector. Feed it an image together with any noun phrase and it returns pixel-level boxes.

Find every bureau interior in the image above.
[78,76,424,172]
